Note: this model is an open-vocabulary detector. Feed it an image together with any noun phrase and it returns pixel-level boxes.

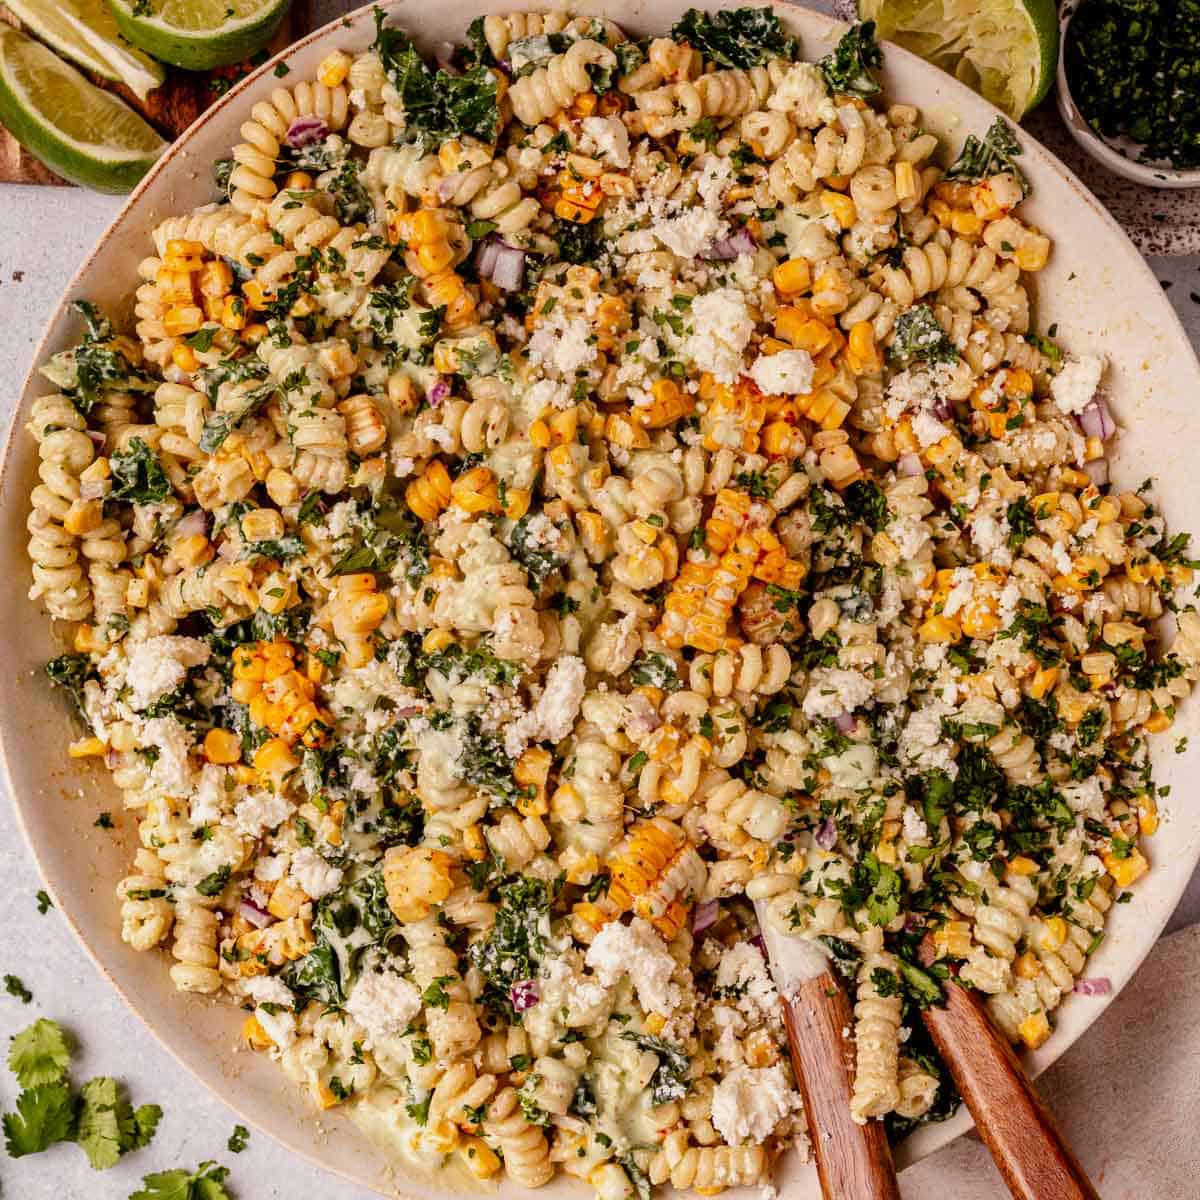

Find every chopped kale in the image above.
[945,117,1030,195]
[469,877,551,1019]
[620,1031,691,1103]
[110,438,170,504]
[889,305,958,364]
[669,7,799,68]
[819,21,882,97]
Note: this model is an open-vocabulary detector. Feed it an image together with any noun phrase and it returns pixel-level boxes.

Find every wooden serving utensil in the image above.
[756,903,902,1200]
[918,936,1101,1200]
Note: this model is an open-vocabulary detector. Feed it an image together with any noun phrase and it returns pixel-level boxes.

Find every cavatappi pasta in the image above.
[26,6,1200,1194]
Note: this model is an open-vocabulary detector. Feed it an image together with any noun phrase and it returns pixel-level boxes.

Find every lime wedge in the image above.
[2,0,165,101]
[104,0,291,71]
[857,0,1059,118]
[0,26,166,192]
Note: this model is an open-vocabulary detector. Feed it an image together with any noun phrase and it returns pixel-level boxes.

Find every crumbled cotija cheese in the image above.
[345,969,422,1045]
[685,287,753,384]
[505,655,587,756]
[652,208,725,259]
[586,917,681,1013]
[581,116,630,167]
[747,349,814,397]
[141,716,196,796]
[801,668,875,719]
[715,942,780,1028]
[124,636,210,710]
[1050,354,1105,415]
[234,789,294,838]
[289,847,343,899]
[765,62,836,127]
[710,1064,799,1145]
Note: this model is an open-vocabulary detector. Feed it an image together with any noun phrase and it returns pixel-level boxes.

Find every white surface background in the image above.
[2,15,1200,1198]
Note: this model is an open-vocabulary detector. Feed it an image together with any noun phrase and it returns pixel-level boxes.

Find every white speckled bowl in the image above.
[1056,0,1200,190]
[2,3,1200,1196]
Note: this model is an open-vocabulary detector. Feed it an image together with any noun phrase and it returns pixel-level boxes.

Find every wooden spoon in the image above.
[918,936,1101,1200]
[756,904,902,1200]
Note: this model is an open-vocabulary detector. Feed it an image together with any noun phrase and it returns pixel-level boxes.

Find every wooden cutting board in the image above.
[0,0,312,186]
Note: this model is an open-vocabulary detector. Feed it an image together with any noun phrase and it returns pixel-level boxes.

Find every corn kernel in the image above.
[643,1013,667,1035]
[459,1138,502,1180]
[1018,1012,1051,1050]
[170,342,199,373]
[243,1015,273,1050]
[203,728,241,764]
[1040,916,1067,952]
[1103,846,1149,888]
[1138,795,1159,837]
[772,258,811,296]
[1008,856,1039,877]
[317,49,351,87]
[68,737,105,758]
[820,189,856,229]
[163,304,204,337]
[1014,952,1042,980]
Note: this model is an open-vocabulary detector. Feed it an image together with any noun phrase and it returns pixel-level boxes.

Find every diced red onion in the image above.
[834,711,856,734]
[80,479,107,501]
[933,398,955,420]
[904,913,926,933]
[434,43,457,72]
[217,538,239,562]
[1083,458,1109,487]
[476,237,500,278]
[105,749,120,769]
[285,115,328,148]
[489,244,527,292]
[393,703,425,719]
[1074,977,1112,996]
[898,452,924,477]
[692,899,720,934]
[87,429,106,450]
[749,934,767,957]
[703,228,757,261]
[510,980,540,1011]
[814,817,838,851]
[175,510,208,539]
[1076,395,1116,441]
[238,900,274,929]
[429,378,450,408]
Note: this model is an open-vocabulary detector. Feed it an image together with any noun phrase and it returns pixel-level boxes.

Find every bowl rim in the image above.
[4,0,1200,1193]
[1054,0,1200,190]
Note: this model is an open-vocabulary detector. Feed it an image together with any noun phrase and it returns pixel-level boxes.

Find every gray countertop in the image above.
[2,63,1200,1200]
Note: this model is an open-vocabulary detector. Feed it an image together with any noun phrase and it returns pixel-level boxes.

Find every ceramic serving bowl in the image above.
[1055,0,1200,190]
[2,2,1200,1196]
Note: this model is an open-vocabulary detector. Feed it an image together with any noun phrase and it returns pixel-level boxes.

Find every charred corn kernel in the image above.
[529,419,552,448]
[203,728,241,764]
[605,412,650,450]
[761,419,805,458]
[1143,711,1171,734]
[421,629,454,655]
[635,377,695,428]
[254,737,298,780]
[405,459,453,521]
[1103,846,1149,887]
[949,208,983,237]
[772,258,811,296]
[1009,856,1039,877]
[1018,1012,1051,1050]
[197,259,233,299]
[171,342,199,372]
[68,736,105,758]
[643,1013,667,1035]
[1014,952,1042,981]
[383,845,455,923]
[919,614,962,644]
[285,171,314,190]
[845,321,881,374]
[173,533,213,568]
[450,465,501,514]
[317,49,351,87]
[462,823,486,861]
[1015,234,1051,271]
[460,1137,502,1180]
[553,197,599,223]
[933,920,972,958]
[894,160,917,201]
[316,1083,341,1110]
[820,189,856,228]
[163,304,204,336]
[220,295,247,330]
[795,387,850,430]
[241,280,272,310]
[165,238,205,260]
[1041,916,1068,952]
[243,1015,273,1050]
[515,748,552,817]
[775,308,833,354]
[1027,667,1059,700]
[501,486,531,520]
[1138,795,1159,836]
[73,625,106,654]
[267,880,308,919]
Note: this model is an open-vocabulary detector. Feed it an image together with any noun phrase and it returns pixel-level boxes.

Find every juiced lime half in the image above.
[104,0,291,71]
[857,0,1059,118]
[0,26,166,192]
[2,0,165,101]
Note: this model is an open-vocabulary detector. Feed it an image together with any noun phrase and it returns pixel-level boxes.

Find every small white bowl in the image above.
[1056,0,1200,189]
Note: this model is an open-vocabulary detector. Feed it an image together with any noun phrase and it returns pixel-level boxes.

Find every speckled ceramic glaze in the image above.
[2,3,1200,1196]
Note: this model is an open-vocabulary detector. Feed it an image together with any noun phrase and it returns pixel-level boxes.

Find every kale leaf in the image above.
[669,7,799,68]
[819,21,883,97]
[110,438,170,504]
[945,117,1030,195]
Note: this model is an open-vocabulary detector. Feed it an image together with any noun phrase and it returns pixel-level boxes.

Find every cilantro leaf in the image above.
[129,1160,234,1200]
[5,975,32,1004]
[3,1082,76,1157]
[76,1076,124,1169]
[227,1124,249,1153]
[9,1018,72,1088]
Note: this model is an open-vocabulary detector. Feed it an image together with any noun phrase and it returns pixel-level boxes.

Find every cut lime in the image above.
[0,27,166,192]
[104,0,291,71]
[2,0,165,101]
[857,0,1059,118]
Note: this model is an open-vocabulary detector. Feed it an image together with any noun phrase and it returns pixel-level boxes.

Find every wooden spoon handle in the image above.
[919,973,1100,1200]
[782,972,902,1200]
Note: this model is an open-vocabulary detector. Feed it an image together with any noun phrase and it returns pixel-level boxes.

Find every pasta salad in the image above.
[24,5,1200,1195]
